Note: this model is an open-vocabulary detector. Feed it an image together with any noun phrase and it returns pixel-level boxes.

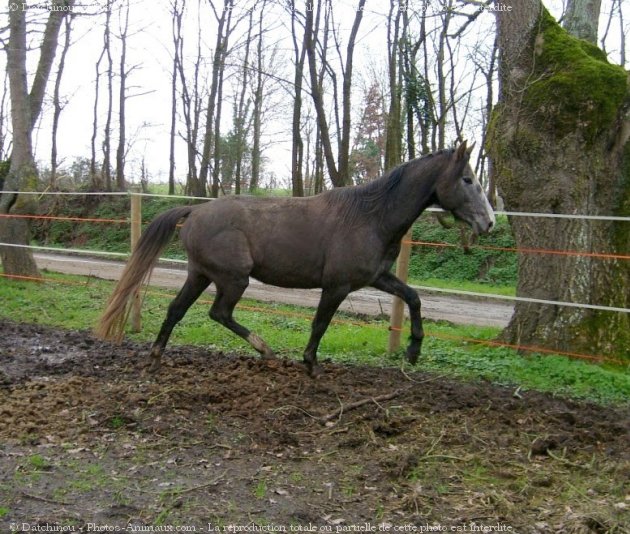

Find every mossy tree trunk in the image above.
[487,1,630,360]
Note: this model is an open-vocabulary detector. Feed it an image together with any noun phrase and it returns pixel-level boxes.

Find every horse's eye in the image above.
[463,176,473,184]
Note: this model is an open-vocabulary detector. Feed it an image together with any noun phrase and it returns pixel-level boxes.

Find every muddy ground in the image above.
[0,319,628,533]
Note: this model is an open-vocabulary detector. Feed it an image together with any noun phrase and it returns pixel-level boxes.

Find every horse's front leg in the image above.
[303,286,350,376]
[371,271,424,364]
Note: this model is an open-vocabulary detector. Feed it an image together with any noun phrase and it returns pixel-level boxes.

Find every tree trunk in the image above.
[1,0,74,277]
[200,0,233,198]
[435,0,453,150]
[304,0,339,186]
[487,1,630,360]
[169,0,184,196]
[563,0,602,43]
[103,1,114,191]
[211,45,228,198]
[51,15,73,189]
[337,0,366,184]
[304,0,365,188]
[177,1,201,196]
[115,0,130,191]
[233,9,254,196]
[290,0,306,197]
[90,45,105,189]
[250,0,266,193]
[384,0,402,170]
[477,35,498,206]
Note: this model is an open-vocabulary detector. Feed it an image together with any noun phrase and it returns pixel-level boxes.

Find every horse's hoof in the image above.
[405,350,419,365]
[305,363,324,378]
[261,349,276,360]
[147,358,161,374]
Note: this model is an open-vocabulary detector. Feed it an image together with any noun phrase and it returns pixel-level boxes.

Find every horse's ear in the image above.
[466,141,476,156]
[455,141,468,161]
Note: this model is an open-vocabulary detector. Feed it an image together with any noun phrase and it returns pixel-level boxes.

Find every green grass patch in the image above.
[1,271,628,405]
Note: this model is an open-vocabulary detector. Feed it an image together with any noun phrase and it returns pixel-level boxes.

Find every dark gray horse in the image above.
[96,142,495,375]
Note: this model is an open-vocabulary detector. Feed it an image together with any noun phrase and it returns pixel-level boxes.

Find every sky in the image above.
[2,0,629,189]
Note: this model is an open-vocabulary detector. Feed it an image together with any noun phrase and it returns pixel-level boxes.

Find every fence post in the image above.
[388,227,413,353]
[129,185,142,333]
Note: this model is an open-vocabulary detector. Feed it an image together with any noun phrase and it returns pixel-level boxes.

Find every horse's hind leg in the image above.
[303,285,350,377]
[148,272,210,372]
[209,281,275,359]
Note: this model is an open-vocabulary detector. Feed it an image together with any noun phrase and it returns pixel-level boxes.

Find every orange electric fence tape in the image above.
[0,213,128,224]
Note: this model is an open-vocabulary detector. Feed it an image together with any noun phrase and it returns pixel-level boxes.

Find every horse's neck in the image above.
[379,160,441,240]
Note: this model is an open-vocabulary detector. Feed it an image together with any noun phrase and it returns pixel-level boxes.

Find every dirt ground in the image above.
[0,319,628,533]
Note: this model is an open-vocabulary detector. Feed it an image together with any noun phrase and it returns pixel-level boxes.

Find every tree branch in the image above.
[29,0,75,131]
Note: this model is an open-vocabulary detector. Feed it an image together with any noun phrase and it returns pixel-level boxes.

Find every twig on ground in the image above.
[21,491,74,506]
[270,404,319,420]
[318,389,408,423]
[176,473,226,494]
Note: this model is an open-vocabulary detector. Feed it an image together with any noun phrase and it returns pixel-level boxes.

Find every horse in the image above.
[96,142,495,376]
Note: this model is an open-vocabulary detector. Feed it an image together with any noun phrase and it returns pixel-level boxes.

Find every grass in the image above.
[253,479,268,499]
[0,271,629,405]
[27,454,50,471]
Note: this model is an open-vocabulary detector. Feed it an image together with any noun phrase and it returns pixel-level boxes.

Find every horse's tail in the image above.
[95,205,195,342]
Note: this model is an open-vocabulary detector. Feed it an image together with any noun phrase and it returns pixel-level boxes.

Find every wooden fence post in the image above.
[388,227,413,352]
[129,186,142,333]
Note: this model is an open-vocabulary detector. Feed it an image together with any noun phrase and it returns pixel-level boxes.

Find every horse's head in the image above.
[435,141,495,235]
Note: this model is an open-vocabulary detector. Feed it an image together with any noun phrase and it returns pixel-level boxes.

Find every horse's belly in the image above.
[250,262,322,289]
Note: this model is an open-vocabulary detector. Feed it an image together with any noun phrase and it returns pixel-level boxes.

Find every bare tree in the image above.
[90,41,105,188]
[115,0,131,191]
[600,0,627,66]
[249,0,268,192]
[103,0,114,190]
[288,0,307,196]
[50,15,73,189]
[304,0,366,188]
[168,0,184,195]
[232,7,254,195]
[197,0,235,198]
[473,34,498,204]
[210,15,231,199]
[1,0,75,276]
[400,2,432,156]
[176,0,205,196]
[384,0,402,170]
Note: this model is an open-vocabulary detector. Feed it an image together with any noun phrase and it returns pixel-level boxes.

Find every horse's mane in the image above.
[328,149,453,226]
